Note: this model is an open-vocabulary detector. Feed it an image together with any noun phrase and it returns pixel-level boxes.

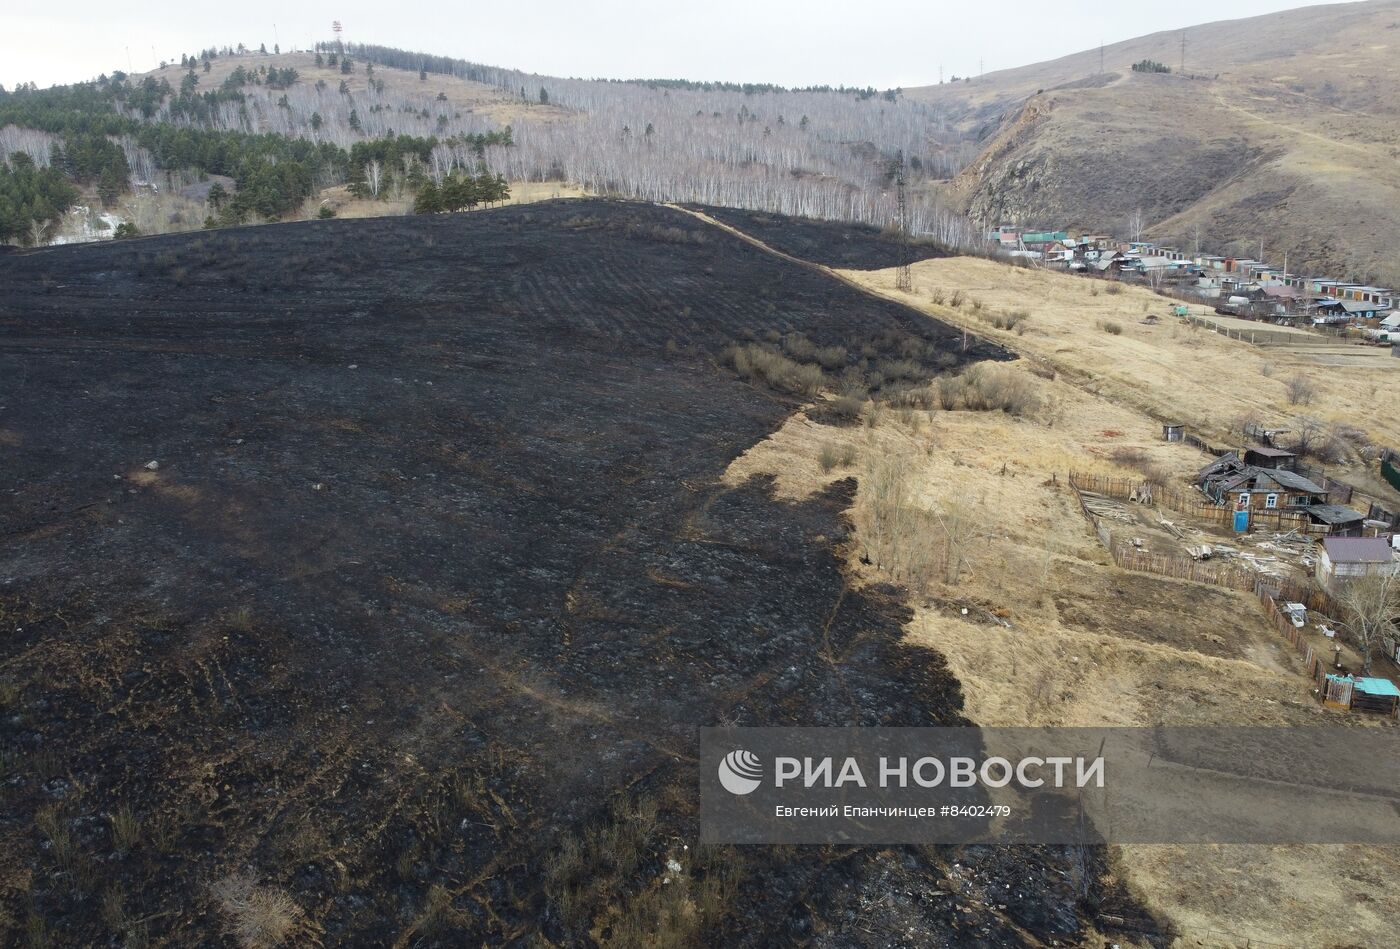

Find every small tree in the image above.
[1336,572,1400,676]
[1286,374,1317,405]
[363,160,383,198]
[207,181,227,211]
[419,66,427,81]
[414,181,442,214]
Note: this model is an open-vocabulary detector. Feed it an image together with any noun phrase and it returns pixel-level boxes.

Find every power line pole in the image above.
[1180,30,1186,75]
[895,151,912,293]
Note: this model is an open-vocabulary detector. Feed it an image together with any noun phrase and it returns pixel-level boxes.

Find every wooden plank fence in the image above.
[1069,474,1268,591]
[1072,476,1399,715]
[1068,472,1319,533]
[1110,543,1258,590]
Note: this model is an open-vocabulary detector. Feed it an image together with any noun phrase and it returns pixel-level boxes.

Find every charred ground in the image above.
[687,205,954,271]
[2,200,1126,945]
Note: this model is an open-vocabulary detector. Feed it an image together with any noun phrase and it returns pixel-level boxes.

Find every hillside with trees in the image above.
[1,40,981,246]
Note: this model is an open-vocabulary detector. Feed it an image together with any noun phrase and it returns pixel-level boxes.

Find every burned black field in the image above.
[687,206,954,270]
[1,200,1120,945]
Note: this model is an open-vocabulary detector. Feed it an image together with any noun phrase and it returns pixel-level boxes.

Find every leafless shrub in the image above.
[728,344,825,396]
[885,384,936,410]
[986,308,1031,334]
[875,358,926,384]
[211,873,309,949]
[949,290,966,308]
[1109,447,1173,485]
[1291,416,1345,463]
[1260,362,1275,378]
[942,364,1040,416]
[1285,374,1316,405]
[857,452,978,591]
[1097,320,1123,335]
[935,376,961,410]
[928,288,946,305]
[818,442,858,473]
[829,394,865,423]
[1104,282,1123,296]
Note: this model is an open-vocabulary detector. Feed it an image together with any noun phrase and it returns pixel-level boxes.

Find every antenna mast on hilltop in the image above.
[895,151,913,293]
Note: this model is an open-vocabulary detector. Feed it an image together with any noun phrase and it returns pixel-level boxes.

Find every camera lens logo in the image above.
[717,750,763,795]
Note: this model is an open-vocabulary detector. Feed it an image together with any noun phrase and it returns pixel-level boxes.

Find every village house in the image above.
[1197,454,1328,510]
[1314,299,1385,322]
[1316,536,1398,593]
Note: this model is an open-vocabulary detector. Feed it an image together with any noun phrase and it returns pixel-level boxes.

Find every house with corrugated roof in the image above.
[1316,536,1398,593]
[1198,455,1328,510]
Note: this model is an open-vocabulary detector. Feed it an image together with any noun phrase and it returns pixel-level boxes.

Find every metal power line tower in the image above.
[894,151,913,293]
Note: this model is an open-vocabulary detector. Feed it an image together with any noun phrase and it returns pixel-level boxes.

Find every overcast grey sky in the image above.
[3,0,1344,90]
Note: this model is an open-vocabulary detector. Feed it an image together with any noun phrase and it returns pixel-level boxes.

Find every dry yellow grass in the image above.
[308,180,587,221]
[722,358,1400,947]
[844,259,1400,471]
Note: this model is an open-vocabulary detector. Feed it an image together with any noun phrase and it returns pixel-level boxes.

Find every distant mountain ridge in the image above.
[909,0,1400,284]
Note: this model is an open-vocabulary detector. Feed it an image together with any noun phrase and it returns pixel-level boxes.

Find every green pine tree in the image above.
[414,181,442,214]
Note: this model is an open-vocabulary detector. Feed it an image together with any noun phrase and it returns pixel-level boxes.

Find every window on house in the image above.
[1266,494,1279,509]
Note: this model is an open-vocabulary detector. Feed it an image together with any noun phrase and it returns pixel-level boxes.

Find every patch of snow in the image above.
[48,205,125,246]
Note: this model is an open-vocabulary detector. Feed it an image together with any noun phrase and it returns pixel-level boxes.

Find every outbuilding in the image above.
[1316,536,1398,593]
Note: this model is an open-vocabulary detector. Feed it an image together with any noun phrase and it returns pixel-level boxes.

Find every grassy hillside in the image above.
[909,0,1400,284]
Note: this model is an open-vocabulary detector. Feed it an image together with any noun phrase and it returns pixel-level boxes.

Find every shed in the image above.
[1305,504,1366,536]
[1351,677,1400,716]
[1244,447,1297,471]
[1316,536,1398,592]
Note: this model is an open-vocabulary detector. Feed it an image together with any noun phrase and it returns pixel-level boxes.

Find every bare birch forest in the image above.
[4,43,985,245]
